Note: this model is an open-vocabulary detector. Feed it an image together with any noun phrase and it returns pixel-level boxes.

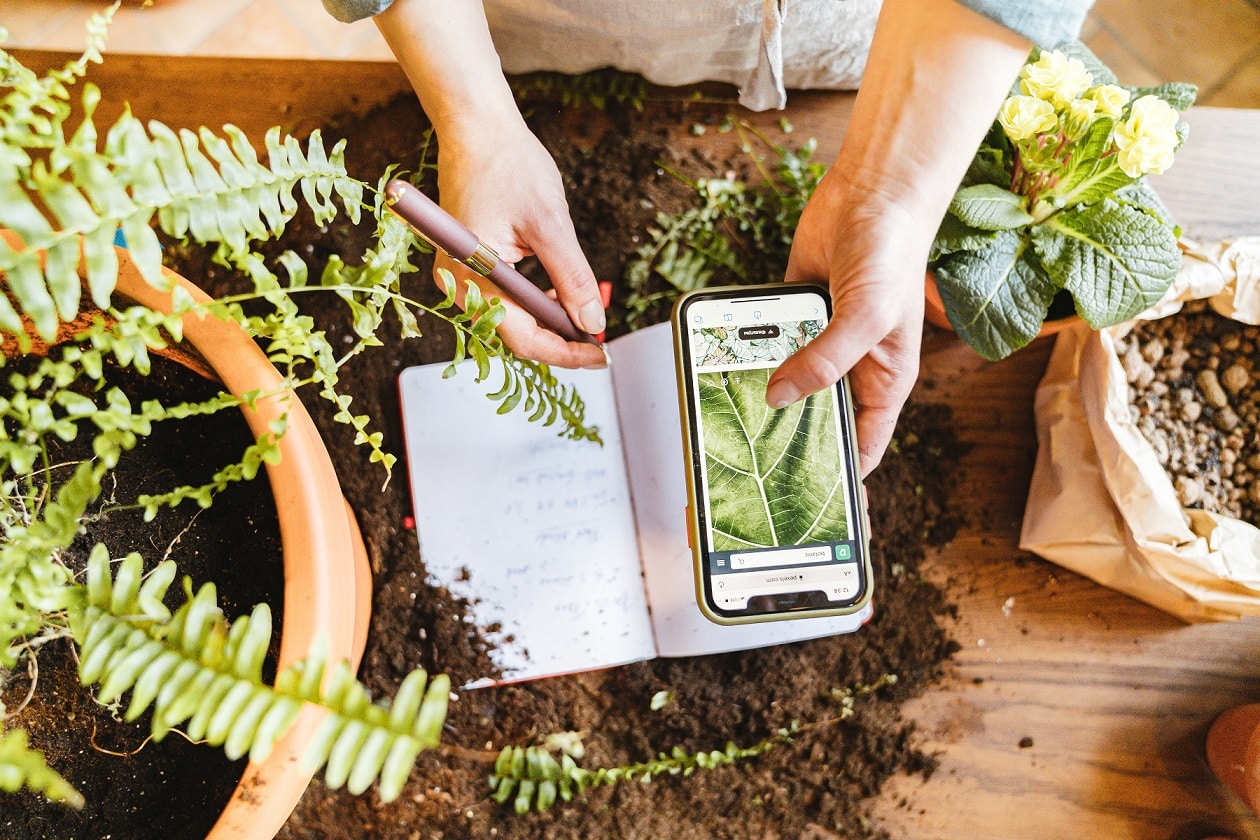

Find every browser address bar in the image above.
[729,545,831,570]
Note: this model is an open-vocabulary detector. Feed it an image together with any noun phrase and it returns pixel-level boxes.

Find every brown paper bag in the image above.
[1020,238,1260,622]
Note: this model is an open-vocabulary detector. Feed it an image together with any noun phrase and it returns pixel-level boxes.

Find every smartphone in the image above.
[672,283,872,625]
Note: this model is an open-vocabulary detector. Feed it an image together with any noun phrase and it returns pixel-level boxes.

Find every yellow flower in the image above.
[1020,50,1094,108]
[998,95,1058,142]
[1113,95,1180,176]
[1084,84,1130,118]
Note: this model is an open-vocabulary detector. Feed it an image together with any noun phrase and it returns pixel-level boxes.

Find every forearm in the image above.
[837,0,1031,235]
[374,0,521,135]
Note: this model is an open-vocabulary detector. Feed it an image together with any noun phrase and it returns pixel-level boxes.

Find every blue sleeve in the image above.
[322,0,394,24]
[953,0,1094,48]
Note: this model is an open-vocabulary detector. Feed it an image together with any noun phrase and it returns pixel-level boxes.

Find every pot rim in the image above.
[105,247,373,838]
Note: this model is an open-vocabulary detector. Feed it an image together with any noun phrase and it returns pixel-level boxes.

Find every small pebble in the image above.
[1126,311,1259,525]
[1222,364,1251,394]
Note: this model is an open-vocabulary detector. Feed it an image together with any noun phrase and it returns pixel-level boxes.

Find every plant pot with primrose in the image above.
[1,17,594,837]
[926,43,1195,361]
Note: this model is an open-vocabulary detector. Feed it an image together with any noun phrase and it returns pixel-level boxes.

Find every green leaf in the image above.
[932,229,1059,362]
[961,127,1013,189]
[1046,117,1135,211]
[0,730,84,809]
[1035,199,1181,329]
[697,367,849,550]
[1128,81,1198,112]
[931,213,1000,262]
[948,184,1032,231]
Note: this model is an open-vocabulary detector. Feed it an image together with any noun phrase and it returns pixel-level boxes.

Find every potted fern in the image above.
[0,9,595,836]
[927,44,1197,361]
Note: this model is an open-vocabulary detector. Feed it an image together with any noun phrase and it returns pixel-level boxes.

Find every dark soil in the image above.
[5,87,969,839]
[0,355,285,839]
[261,92,966,839]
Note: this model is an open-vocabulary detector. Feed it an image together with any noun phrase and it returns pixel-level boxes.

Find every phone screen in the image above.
[676,285,869,622]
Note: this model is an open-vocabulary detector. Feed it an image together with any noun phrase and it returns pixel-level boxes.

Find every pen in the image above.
[383,178,600,346]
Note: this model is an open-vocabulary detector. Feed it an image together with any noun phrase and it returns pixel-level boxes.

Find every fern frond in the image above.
[0,728,85,809]
[0,459,102,665]
[70,549,450,802]
[0,64,363,342]
[488,727,796,814]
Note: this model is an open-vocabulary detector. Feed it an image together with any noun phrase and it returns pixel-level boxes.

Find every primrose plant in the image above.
[0,7,596,809]
[930,44,1197,361]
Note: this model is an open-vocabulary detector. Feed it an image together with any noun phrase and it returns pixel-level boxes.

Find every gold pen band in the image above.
[463,242,499,276]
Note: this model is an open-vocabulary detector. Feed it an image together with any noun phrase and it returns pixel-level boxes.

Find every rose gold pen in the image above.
[383,179,600,346]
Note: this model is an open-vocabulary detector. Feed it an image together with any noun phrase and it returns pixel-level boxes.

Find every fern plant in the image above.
[0,5,596,811]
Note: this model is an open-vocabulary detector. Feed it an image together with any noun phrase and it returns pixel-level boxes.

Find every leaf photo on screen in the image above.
[698,368,850,551]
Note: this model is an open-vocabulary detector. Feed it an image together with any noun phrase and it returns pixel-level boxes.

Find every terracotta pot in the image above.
[3,231,374,839]
[923,270,1083,341]
[114,251,374,839]
[1207,703,1260,815]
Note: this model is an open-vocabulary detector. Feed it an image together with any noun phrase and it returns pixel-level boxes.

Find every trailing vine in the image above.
[488,673,899,814]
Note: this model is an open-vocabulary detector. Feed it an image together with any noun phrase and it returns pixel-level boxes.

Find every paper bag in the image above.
[1020,237,1260,622]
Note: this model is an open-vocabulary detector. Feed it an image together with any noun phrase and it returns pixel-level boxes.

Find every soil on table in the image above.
[0,356,284,840]
[236,90,968,840]
[9,87,970,839]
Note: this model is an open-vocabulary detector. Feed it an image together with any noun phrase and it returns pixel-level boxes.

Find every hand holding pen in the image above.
[384,178,608,369]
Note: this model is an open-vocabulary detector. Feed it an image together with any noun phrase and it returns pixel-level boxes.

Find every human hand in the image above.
[767,168,927,476]
[432,117,607,369]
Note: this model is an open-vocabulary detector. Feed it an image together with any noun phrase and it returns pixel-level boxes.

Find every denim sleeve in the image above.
[954,0,1094,47]
[322,0,394,24]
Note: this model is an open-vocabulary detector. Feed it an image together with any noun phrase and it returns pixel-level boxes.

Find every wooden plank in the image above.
[6,50,415,146]
[1150,107,1260,242]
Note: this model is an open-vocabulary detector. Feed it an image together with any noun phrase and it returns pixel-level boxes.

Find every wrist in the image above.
[836,0,1030,221]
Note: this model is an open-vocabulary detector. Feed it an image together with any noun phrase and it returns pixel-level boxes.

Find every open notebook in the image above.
[398,322,872,685]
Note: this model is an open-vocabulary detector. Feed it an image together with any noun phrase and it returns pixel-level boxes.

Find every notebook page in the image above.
[398,361,655,683]
[609,322,872,657]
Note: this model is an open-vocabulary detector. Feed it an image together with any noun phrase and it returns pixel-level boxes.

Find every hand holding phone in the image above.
[672,284,873,625]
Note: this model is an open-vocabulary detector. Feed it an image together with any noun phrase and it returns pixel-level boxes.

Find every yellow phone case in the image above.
[671,283,874,626]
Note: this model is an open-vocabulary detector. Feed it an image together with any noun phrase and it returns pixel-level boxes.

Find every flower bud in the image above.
[998,95,1058,142]
[1020,50,1094,109]
[1084,84,1131,117]
[1064,98,1098,136]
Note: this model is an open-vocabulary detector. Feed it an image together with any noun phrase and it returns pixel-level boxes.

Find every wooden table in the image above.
[12,49,1260,839]
[868,107,1260,840]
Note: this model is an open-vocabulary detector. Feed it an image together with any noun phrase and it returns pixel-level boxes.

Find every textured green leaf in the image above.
[698,368,848,550]
[1128,81,1198,112]
[1035,199,1180,328]
[932,229,1059,362]
[948,184,1032,231]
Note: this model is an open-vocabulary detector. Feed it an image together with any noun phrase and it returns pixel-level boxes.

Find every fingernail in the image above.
[578,300,606,334]
[765,381,800,409]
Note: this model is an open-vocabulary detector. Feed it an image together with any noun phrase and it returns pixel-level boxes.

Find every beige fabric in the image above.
[483,0,881,110]
[1020,238,1260,622]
